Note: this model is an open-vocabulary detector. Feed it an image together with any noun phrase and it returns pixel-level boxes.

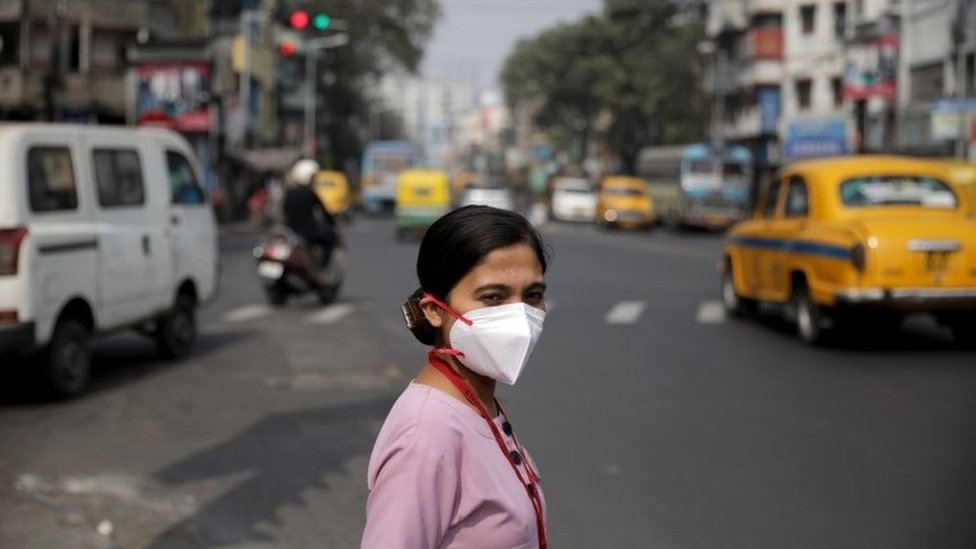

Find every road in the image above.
[2,216,976,549]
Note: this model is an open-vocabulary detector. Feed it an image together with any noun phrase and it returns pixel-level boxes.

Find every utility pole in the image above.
[953,0,973,159]
[303,32,348,159]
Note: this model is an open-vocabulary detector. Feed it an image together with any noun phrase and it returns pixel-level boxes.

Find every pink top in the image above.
[362,382,547,549]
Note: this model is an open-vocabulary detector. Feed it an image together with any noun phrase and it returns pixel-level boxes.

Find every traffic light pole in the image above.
[302,33,349,159]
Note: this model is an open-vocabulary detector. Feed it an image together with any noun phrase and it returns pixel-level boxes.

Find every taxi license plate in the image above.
[922,252,950,273]
[258,261,284,279]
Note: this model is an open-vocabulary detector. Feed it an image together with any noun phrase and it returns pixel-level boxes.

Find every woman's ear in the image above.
[419,296,446,329]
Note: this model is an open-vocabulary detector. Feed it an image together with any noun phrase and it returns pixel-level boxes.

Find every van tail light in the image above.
[0,310,18,324]
[0,227,28,276]
[851,242,866,272]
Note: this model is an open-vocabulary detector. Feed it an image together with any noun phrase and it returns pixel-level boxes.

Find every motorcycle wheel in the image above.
[267,283,288,307]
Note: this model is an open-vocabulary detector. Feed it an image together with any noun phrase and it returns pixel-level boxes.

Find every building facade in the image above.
[0,0,148,122]
[704,0,976,187]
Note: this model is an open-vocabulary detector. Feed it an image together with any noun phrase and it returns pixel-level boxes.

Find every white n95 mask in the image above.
[446,302,546,385]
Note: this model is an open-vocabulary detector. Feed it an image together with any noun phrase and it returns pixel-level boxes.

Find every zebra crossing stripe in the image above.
[696,301,726,324]
[306,303,355,325]
[605,301,645,324]
[223,304,272,323]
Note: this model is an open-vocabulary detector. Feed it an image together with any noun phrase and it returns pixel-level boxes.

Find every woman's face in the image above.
[422,243,547,334]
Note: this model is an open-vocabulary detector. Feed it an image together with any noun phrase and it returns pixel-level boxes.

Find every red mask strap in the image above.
[424,293,473,326]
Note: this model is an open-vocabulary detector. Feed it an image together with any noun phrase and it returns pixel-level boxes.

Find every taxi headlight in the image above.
[605,209,618,222]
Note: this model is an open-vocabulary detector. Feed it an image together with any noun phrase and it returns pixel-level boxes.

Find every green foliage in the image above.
[308,0,441,171]
[501,0,707,174]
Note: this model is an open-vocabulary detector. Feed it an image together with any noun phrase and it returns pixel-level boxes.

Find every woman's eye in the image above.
[481,294,503,304]
[525,292,545,303]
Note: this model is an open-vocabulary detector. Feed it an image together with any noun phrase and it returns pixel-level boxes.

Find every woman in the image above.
[362,205,550,549]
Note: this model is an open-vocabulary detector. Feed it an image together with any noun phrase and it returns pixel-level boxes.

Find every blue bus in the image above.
[360,141,422,213]
[638,143,752,229]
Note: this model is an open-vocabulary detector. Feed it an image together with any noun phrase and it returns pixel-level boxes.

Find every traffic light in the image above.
[279,40,296,57]
[287,9,330,31]
[289,9,309,29]
[312,12,330,30]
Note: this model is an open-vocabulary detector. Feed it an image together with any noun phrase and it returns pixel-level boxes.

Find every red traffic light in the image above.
[279,41,296,56]
[289,10,309,29]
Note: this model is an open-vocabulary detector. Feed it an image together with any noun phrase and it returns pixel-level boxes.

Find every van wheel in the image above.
[156,295,197,359]
[41,318,92,399]
[794,283,826,345]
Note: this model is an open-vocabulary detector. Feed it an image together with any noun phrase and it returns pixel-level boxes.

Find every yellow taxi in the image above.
[313,170,352,218]
[938,159,976,214]
[596,176,656,229]
[721,155,976,345]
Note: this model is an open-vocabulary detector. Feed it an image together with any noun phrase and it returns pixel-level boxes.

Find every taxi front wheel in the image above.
[794,284,827,345]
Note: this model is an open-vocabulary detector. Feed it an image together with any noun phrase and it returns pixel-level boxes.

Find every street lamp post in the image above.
[952,0,974,159]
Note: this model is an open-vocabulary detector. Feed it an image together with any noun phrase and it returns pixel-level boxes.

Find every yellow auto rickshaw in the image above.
[313,170,352,219]
[395,170,451,239]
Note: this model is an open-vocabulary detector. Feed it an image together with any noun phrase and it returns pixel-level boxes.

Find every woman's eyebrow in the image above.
[473,283,510,293]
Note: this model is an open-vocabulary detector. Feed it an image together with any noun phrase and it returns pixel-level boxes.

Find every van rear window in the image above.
[93,149,145,208]
[27,147,78,212]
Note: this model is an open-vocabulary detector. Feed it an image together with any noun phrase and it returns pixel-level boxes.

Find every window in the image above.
[0,22,20,66]
[796,79,813,110]
[166,151,206,205]
[785,177,810,217]
[762,181,782,218]
[800,5,817,34]
[840,176,958,209]
[93,149,145,207]
[831,77,843,107]
[27,147,78,212]
[833,2,847,39]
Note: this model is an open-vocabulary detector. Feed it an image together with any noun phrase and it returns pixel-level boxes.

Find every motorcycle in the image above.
[253,226,344,306]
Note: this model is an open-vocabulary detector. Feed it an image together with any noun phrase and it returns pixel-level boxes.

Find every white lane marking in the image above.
[223,304,272,323]
[697,301,727,324]
[605,301,645,324]
[306,303,355,324]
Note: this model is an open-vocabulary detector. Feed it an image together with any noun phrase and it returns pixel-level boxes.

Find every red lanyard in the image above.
[429,351,548,549]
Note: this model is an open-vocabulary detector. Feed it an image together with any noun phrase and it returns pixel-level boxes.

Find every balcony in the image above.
[721,108,762,140]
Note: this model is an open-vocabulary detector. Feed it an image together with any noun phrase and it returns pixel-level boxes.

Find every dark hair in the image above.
[402,205,549,344]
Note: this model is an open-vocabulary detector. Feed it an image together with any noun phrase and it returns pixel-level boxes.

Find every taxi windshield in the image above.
[605,186,645,197]
[840,176,958,209]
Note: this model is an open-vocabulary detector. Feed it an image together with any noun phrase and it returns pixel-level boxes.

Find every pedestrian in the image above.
[361,205,551,549]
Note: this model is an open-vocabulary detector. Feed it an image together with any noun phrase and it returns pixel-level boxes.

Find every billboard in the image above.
[844,35,897,100]
[783,118,849,159]
[931,98,976,140]
[135,63,212,132]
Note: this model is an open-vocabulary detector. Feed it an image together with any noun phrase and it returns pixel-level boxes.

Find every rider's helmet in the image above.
[289,158,320,186]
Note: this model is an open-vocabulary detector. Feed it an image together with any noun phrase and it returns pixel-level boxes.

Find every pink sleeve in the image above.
[361,435,459,549]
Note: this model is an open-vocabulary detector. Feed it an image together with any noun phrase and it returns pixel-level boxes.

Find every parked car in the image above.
[596,176,656,229]
[0,124,219,397]
[458,178,515,211]
[549,177,597,222]
[721,155,976,345]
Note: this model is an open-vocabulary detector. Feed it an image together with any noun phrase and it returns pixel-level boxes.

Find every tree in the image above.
[300,0,442,172]
[501,0,707,174]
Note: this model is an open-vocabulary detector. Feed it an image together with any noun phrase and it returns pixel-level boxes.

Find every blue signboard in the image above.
[757,87,780,133]
[783,118,848,159]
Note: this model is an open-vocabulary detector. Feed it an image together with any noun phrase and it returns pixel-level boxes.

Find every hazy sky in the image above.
[421,0,603,90]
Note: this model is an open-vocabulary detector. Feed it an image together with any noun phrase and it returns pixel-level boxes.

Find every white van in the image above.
[0,124,218,397]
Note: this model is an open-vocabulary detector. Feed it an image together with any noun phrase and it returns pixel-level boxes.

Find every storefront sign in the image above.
[135,63,212,132]
[757,87,780,134]
[931,98,976,140]
[783,118,849,159]
[844,35,897,100]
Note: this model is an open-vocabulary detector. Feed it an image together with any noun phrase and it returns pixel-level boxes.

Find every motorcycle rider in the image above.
[282,158,339,267]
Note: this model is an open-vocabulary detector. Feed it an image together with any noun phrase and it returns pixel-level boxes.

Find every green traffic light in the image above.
[312,13,331,30]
